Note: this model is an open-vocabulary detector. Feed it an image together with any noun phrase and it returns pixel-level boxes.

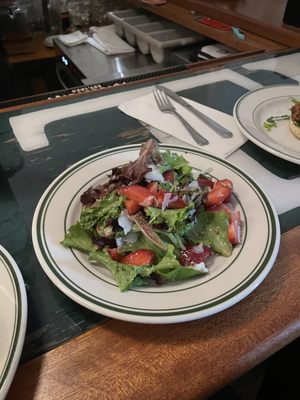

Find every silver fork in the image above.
[153,89,209,146]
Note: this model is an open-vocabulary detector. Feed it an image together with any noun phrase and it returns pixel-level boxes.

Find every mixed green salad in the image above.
[61,140,241,291]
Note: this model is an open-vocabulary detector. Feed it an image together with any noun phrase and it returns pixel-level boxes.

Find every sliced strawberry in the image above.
[121,249,156,266]
[228,211,241,245]
[108,248,122,262]
[163,170,175,182]
[155,189,167,208]
[204,187,232,207]
[147,181,159,195]
[204,178,233,207]
[125,199,141,215]
[213,179,233,190]
[119,185,154,207]
[197,176,214,188]
[179,244,211,266]
[168,196,187,209]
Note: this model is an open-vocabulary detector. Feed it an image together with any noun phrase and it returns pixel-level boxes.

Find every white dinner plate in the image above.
[0,246,27,399]
[32,144,280,324]
[233,84,300,164]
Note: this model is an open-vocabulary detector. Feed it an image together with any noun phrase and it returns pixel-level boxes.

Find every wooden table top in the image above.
[7,224,300,400]
[7,33,57,65]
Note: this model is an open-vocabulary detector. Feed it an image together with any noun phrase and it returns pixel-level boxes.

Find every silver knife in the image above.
[155,85,233,138]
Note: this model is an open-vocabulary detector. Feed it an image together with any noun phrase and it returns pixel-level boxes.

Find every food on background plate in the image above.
[61,139,241,291]
[263,96,300,140]
[290,102,300,139]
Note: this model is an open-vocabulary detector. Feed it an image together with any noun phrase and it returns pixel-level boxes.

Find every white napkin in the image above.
[118,92,247,158]
[88,25,135,55]
[57,30,88,47]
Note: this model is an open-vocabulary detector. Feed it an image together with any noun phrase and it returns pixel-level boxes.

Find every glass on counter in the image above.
[47,0,63,34]
[67,0,91,32]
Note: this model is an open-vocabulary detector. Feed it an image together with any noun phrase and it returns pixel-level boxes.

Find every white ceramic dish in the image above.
[0,246,27,399]
[32,144,280,324]
[43,35,58,47]
[234,84,300,164]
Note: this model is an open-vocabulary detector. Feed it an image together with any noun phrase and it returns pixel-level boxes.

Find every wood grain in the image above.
[167,0,300,47]
[7,226,300,400]
[129,0,287,51]
[7,34,57,65]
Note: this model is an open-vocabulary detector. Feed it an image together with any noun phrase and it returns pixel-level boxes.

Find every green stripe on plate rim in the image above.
[0,250,22,391]
[34,144,278,317]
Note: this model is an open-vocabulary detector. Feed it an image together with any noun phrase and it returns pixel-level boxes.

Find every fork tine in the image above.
[158,90,166,108]
[160,89,171,107]
[153,88,172,110]
[153,89,164,110]
[152,87,209,146]
[153,89,161,109]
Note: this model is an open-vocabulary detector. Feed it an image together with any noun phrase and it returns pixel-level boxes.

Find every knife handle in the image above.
[188,106,233,138]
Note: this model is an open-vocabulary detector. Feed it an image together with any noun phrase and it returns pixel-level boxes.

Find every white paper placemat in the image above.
[9,68,258,152]
[119,92,247,158]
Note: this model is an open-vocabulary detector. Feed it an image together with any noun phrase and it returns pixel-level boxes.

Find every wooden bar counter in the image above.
[6,226,300,399]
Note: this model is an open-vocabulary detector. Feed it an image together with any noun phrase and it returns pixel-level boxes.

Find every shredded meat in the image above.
[291,103,300,123]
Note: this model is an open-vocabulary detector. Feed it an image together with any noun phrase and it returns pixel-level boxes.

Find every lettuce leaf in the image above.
[145,204,193,233]
[184,210,232,256]
[80,192,123,233]
[119,232,166,260]
[154,245,207,282]
[61,227,206,290]
[155,229,186,251]
[61,222,97,253]
[89,250,154,291]
[160,149,192,176]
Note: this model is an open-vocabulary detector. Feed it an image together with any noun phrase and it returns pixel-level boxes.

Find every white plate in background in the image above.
[234,84,300,164]
[0,246,27,400]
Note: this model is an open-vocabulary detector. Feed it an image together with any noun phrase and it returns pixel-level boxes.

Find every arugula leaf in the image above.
[61,222,96,253]
[80,192,123,233]
[160,149,192,176]
[155,229,186,251]
[290,96,300,105]
[145,204,193,234]
[89,250,154,291]
[184,210,232,256]
[263,117,277,131]
[263,115,290,131]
